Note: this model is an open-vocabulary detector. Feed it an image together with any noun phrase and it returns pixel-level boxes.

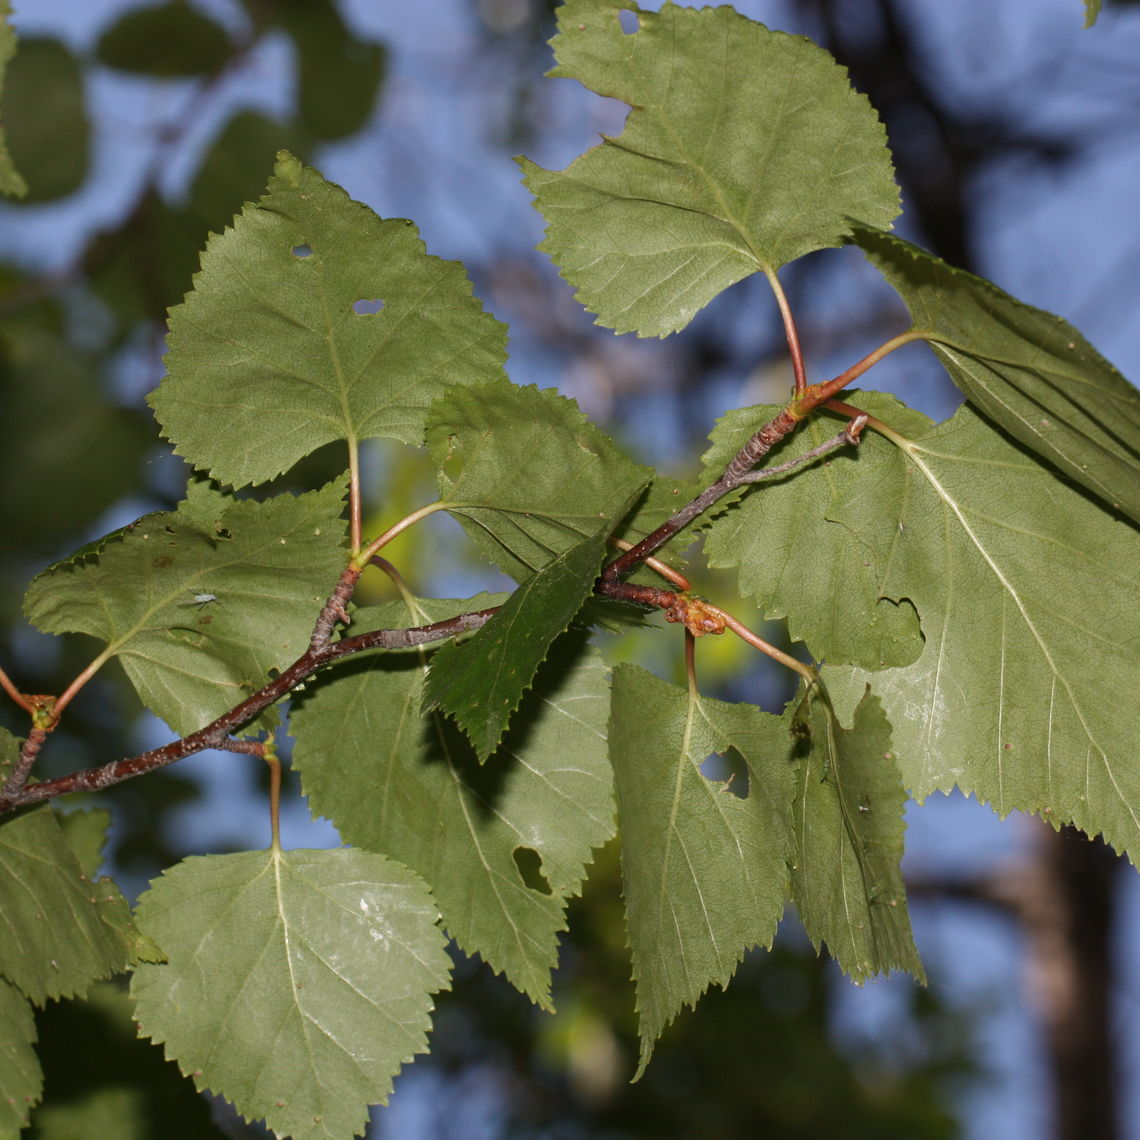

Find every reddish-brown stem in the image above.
[684,631,699,699]
[601,330,914,586]
[607,538,691,592]
[765,269,807,394]
[0,666,34,715]
[790,330,926,416]
[602,478,737,584]
[596,580,815,684]
[597,580,726,637]
[48,653,113,727]
[825,397,899,440]
[265,743,281,851]
[709,606,816,684]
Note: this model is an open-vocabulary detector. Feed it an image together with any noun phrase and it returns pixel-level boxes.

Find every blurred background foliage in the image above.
[2,1,1139,1137]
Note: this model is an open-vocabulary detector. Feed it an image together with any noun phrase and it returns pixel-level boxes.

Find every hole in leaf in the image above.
[291,244,313,258]
[352,298,385,315]
[513,846,552,895]
[618,9,639,34]
[701,747,749,799]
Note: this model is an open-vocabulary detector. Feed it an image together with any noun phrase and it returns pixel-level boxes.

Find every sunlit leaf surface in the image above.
[23,480,347,735]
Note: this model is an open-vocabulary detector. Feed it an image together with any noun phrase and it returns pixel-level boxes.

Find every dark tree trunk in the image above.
[1025,825,1121,1140]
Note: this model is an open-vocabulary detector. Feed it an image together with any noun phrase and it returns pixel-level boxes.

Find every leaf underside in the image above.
[701,392,929,669]
[824,403,1140,862]
[609,665,796,1076]
[293,609,614,1009]
[789,684,923,983]
[520,0,899,336]
[131,848,452,1140]
[853,225,1140,524]
[152,153,508,487]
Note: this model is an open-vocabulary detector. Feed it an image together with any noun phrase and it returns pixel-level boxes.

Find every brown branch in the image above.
[603,410,868,584]
[309,564,362,651]
[0,604,499,815]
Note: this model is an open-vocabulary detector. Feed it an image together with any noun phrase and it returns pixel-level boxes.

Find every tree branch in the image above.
[603,410,868,583]
[0,350,884,815]
[0,600,499,815]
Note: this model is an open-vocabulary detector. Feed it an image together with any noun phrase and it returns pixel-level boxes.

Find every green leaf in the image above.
[131,848,451,1140]
[0,808,132,1003]
[427,379,651,581]
[609,664,796,1076]
[152,154,508,487]
[853,225,1140,524]
[825,403,1140,862]
[701,394,927,669]
[1084,0,1102,27]
[23,479,347,735]
[519,0,899,337]
[0,978,39,1136]
[292,611,614,1008]
[275,0,386,140]
[95,0,231,77]
[789,683,923,982]
[0,2,27,197]
[54,809,111,881]
[47,819,172,971]
[49,812,166,963]
[424,520,627,758]
[2,38,88,203]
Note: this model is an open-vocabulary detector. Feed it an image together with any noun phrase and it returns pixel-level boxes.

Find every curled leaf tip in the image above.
[274,150,303,185]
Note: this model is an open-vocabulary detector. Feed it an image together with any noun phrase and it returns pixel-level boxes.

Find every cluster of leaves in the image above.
[1,1,1137,1138]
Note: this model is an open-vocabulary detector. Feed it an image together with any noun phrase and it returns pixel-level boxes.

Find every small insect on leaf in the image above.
[178,592,219,609]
